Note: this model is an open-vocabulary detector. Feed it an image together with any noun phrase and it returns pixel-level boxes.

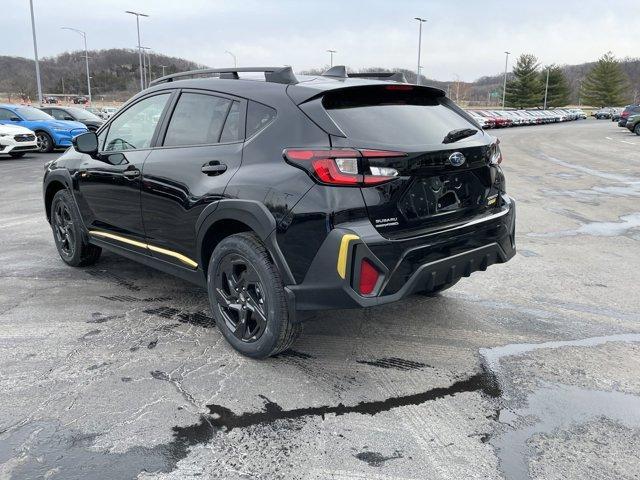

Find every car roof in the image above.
[141,74,446,107]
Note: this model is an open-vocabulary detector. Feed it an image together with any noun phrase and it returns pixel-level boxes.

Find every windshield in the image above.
[66,107,101,121]
[16,107,54,121]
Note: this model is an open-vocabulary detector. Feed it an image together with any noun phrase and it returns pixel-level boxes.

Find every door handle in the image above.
[122,168,140,179]
[201,161,227,176]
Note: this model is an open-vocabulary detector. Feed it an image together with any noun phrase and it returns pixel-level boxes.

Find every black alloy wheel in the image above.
[207,232,300,358]
[214,253,268,343]
[52,200,76,259]
[50,190,101,267]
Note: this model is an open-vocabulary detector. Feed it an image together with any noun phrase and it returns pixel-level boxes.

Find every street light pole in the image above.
[160,65,168,77]
[28,0,43,105]
[543,67,550,110]
[225,50,237,67]
[61,27,91,104]
[414,17,427,85]
[501,51,510,109]
[145,48,152,83]
[125,10,148,91]
[326,49,336,67]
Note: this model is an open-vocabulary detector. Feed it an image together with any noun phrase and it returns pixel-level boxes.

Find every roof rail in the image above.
[149,66,298,87]
[348,71,407,83]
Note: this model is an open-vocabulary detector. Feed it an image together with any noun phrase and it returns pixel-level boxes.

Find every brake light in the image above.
[283,148,405,186]
[359,258,379,295]
[385,85,414,91]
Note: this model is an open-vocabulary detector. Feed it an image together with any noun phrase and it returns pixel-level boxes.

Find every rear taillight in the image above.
[490,139,502,165]
[283,148,405,186]
[359,258,380,295]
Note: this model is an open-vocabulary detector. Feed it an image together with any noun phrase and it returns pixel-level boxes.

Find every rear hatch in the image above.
[310,85,502,239]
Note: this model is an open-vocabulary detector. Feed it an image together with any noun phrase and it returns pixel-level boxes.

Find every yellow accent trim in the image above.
[89,230,198,269]
[337,234,359,279]
[147,244,198,268]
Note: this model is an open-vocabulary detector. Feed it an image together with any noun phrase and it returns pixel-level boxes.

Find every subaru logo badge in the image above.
[449,152,466,167]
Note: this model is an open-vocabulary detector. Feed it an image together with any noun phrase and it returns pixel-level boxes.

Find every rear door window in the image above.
[322,86,478,147]
[164,92,231,146]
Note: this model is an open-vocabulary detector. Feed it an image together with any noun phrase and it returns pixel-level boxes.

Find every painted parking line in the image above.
[604,136,636,145]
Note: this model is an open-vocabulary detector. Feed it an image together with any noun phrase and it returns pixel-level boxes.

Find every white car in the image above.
[0,124,38,158]
[101,106,119,119]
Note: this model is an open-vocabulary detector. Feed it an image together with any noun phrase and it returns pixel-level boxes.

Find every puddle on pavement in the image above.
[534,152,640,199]
[0,421,169,480]
[528,212,640,238]
[493,384,640,480]
[480,333,640,480]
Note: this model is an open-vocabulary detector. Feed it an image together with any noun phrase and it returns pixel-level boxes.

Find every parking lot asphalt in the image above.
[1,119,639,480]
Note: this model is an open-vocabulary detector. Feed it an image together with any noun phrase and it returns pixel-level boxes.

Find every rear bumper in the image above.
[286,195,516,312]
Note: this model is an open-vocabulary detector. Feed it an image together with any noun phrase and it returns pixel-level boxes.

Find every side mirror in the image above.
[64,116,75,121]
[10,117,20,122]
[72,131,98,156]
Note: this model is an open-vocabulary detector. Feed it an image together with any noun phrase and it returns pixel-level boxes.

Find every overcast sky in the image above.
[3,0,638,82]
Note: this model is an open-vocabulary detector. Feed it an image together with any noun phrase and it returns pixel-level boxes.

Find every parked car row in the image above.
[466,108,586,128]
[0,104,88,154]
[616,105,640,128]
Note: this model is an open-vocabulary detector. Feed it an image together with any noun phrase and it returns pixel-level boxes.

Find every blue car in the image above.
[0,104,88,153]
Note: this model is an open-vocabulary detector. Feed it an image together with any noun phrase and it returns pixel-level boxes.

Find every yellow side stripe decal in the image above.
[337,234,360,279]
[89,230,198,269]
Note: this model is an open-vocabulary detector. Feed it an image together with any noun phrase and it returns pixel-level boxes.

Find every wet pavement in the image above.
[1,120,639,479]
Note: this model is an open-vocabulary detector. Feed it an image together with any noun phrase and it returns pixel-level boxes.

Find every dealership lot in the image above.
[1,120,639,479]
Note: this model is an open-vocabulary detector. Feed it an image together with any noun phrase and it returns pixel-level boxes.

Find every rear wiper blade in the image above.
[442,128,478,144]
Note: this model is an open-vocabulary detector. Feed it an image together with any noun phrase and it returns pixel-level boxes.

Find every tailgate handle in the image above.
[202,161,227,176]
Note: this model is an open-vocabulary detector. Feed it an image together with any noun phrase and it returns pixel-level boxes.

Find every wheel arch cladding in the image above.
[44,179,68,222]
[197,200,296,285]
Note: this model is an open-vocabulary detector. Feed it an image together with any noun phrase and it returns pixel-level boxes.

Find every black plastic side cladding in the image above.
[196,199,296,285]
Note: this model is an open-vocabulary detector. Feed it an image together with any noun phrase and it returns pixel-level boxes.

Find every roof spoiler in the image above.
[347,71,407,83]
[320,67,407,83]
[149,66,298,87]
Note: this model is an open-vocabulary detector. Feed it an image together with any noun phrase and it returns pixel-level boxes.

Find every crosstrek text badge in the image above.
[448,152,466,167]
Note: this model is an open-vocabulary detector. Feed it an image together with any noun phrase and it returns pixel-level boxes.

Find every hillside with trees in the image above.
[1,48,638,106]
[0,49,200,102]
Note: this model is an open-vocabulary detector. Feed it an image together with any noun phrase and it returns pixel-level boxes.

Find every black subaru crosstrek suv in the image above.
[43,66,516,358]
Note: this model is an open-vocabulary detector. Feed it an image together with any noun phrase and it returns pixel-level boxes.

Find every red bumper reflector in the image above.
[359,258,379,295]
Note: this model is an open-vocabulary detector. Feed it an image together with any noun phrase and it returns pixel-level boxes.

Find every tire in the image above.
[635,124,640,136]
[417,278,461,297]
[207,232,301,359]
[50,189,101,267]
[9,152,25,158]
[36,131,54,153]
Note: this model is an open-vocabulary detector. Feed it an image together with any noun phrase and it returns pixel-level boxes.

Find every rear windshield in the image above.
[322,86,478,147]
